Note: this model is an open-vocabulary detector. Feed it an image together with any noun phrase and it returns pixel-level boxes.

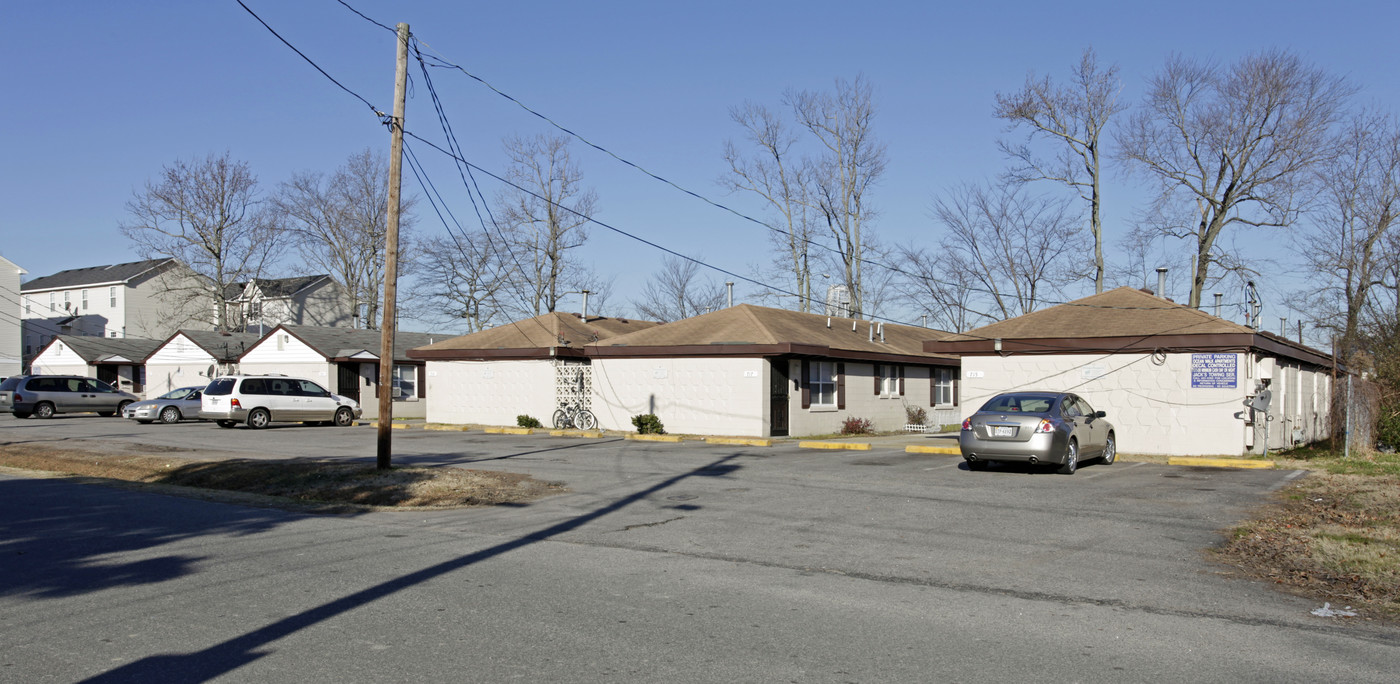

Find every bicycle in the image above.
[552,400,598,430]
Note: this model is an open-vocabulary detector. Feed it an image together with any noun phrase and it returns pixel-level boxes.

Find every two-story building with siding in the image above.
[0,255,25,377]
[221,275,357,333]
[19,258,208,368]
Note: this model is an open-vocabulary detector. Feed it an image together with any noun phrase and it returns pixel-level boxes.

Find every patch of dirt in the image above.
[1213,472,1400,623]
[0,443,566,511]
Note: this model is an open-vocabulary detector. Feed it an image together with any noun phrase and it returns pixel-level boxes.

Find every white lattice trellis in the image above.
[554,361,592,409]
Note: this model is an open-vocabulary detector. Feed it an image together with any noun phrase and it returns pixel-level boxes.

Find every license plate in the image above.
[992,426,1015,437]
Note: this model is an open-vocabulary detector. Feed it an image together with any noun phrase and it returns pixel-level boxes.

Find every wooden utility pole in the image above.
[377,22,409,470]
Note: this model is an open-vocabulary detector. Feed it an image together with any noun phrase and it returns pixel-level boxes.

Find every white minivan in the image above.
[200,375,362,429]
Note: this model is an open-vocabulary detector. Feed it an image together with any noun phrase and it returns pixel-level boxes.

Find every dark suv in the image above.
[0,375,140,419]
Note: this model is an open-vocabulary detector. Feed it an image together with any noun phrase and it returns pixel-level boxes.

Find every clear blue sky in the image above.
[4,1,1398,335]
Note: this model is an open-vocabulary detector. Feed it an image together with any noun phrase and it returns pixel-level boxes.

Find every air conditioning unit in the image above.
[392,386,403,398]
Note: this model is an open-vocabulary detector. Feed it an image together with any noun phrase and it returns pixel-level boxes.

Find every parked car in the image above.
[123,386,207,424]
[959,391,1116,474]
[200,374,362,429]
[0,374,139,419]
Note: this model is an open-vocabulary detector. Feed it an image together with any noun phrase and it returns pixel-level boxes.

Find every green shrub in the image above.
[1377,403,1400,450]
[517,414,542,429]
[632,413,665,434]
[841,416,874,434]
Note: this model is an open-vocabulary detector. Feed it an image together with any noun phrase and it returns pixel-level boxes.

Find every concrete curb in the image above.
[705,437,773,447]
[368,422,415,429]
[1168,457,1274,469]
[423,424,470,432]
[484,427,535,435]
[625,434,683,443]
[549,429,605,438]
[798,441,872,451]
[906,445,961,455]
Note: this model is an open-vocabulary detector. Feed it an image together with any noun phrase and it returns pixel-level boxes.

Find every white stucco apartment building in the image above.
[924,287,1336,457]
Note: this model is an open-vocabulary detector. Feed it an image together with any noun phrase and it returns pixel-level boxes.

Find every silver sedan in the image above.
[123,386,207,424]
[959,391,1116,474]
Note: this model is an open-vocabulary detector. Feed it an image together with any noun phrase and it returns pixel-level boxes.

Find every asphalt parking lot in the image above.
[5,412,1399,682]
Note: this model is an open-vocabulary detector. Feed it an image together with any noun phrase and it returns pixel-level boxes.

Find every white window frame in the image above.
[810,361,837,407]
[81,289,88,310]
[392,364,417,401]
[109,286,117,308]
[49,293,55,311]
[878,364,900,397]
[934,367,957,407]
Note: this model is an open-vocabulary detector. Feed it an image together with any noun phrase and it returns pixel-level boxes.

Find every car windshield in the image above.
[159,388,195,400]
[980,394,1056,414]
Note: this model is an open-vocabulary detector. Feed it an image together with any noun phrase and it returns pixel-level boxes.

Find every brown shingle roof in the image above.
[408,312,660,360]
[588,304,958,364]
[924,287,1334,368]
[946,287,1252,341]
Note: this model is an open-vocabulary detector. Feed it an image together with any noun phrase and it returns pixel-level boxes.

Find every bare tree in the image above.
[721,103,818,311]
[495,134,597,316]
[407,232,508,334]
[931,180,1086,320]
[120,152,281,332]
[1295,111,1400,364]
[276,148,414,328]
[893,244,980,332]
[996,47,1126,294]
[1117,49,1354,307]
[632,256,727,322]
[793,76,887,317]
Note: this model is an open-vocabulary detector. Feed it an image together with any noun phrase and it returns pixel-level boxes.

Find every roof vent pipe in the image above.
[878,322,885,343]
[1156,267,1168,299]
[868,323,874,342]
[726,281,734,308]
[580,290,590,323]
[826,317,831,328]
[1214,292,1223,318]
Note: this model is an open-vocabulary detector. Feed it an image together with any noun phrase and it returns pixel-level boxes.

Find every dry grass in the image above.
[0,444,565,510]
[1215,468,1400,622]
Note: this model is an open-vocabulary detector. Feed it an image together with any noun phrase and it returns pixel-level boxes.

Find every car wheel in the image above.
[1100,434,1116,465]
[160,406,182,424]
[966,458,988,471]
[1057,439,1079,475]
[216,420,237,429]
[117,400,133,415]
[247,408,271,429]
[333,407,354,427]
[34,402,55,419]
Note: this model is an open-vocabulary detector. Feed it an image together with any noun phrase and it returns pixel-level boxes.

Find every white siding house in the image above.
[234,325,438,420]
[144,330,265,397]
[222,275,356,333]
[28,336,164,395]
[0,255,25,377]
[924,287,1336,457]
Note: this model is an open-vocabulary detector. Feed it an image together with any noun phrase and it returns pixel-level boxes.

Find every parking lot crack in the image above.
[622,516,685,531]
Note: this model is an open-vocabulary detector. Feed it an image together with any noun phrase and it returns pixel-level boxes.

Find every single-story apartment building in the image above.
[409,311,661,428]
[410,304,961,437]
[144,330,266,397]
[28,335,164,395]
[923,287,1336,457]
[234,324,439,420]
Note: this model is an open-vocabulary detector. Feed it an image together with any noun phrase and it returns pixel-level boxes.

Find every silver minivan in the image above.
[0,375,140,419]
[200,375,362,428]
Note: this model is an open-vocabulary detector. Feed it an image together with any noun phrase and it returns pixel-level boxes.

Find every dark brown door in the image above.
[769,360,790,437]
[337,363,360,403]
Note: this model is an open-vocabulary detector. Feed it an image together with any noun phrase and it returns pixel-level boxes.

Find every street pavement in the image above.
[1,414,1397,682]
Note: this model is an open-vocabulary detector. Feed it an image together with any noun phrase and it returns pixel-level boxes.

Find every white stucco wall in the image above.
[591,357,768,436]
[956,352,1332,457]
[425,359,557,426]
[0,257,23,376]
